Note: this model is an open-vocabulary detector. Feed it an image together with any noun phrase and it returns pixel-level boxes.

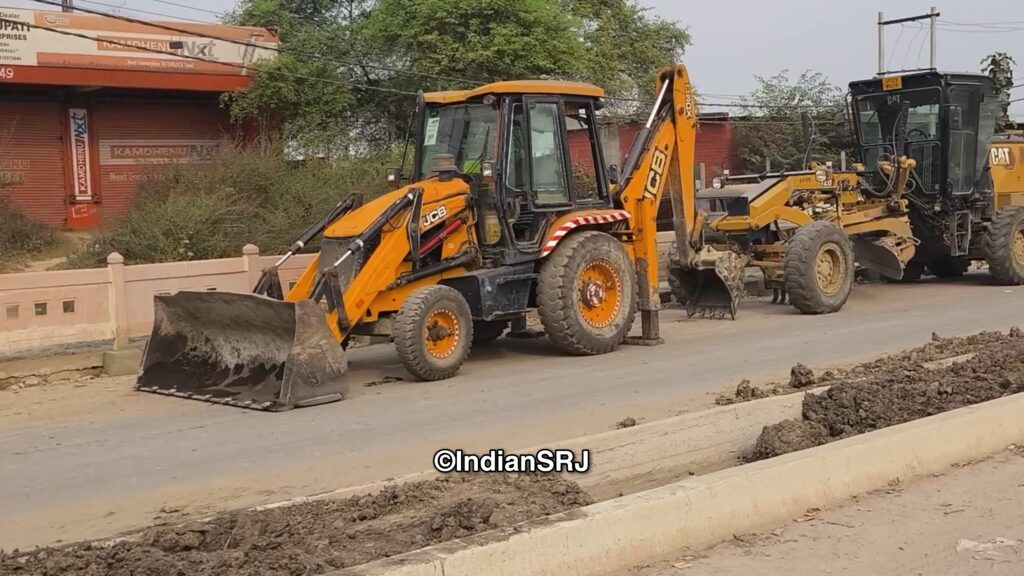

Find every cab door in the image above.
[502,96,610,254]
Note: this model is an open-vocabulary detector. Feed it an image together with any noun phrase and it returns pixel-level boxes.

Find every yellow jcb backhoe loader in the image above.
[136,64,744,411]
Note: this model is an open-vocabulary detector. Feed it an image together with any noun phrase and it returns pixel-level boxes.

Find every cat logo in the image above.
[421,205,448,231]
[644,149,668,198]
[990,146,1016,168]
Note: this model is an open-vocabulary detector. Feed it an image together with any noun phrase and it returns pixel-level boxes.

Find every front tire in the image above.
[984,207,1024,285]
[783,221,855,314]
[537,230,637,355]
[394,285,473,381]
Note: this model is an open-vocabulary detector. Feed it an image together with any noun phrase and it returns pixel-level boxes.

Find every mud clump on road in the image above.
[0,474,591,576]
[754,328,1024,459]
[716,379,779,405]
[752,418,829,459]
[788,364,816,388]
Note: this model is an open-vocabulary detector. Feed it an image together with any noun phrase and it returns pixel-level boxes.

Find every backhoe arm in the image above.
[616,64,746,331]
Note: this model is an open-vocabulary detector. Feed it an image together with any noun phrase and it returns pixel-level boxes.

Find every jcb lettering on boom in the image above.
[421,205,448,230]
[645,149,668,198]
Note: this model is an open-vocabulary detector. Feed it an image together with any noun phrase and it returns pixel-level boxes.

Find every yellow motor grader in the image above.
[673,70,1024,314]
[136,64,744,410]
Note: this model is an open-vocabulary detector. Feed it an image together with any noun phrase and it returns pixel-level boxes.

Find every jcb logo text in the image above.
[422,205,448,230]
[644,150,667,198]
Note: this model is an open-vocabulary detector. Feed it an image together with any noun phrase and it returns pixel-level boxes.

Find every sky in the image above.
[5,0,1024,117]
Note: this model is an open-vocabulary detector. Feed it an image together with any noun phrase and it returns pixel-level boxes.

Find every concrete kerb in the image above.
[250,390,810,511]
[330,392,1024,576]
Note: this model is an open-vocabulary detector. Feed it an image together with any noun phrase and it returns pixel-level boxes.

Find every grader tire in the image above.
[472,320,508,346]
[783,221,855,314]
[984,207,1024,285]
[394,285,473,381]
[537,231,637,355]
[666,242,688,305]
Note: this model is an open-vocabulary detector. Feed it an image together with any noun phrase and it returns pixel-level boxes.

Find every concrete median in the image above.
[331,392,1024,576]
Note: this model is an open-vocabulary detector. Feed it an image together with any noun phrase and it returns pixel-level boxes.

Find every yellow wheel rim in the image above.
[1014,225,1024,267]
[424,308,460,359]
[814,243,846,296]
[576,260,622,328]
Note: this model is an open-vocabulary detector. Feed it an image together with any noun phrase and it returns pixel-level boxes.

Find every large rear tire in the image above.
[984,207,1024,285]
[394,285,473,381]
[783,221,854,314]
[537,230,637,355]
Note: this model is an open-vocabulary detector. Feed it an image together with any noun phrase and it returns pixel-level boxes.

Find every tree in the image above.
[731,70,851,172]
[566,0,690,99]
[225,0,690,153]
[981,52,1016,131]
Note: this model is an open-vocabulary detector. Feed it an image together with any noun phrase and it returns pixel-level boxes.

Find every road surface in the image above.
[633,445,1024,576]
[1,274,1021,549]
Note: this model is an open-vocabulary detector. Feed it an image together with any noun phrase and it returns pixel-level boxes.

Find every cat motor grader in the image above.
[135,64,745,411]
[672,70,1024,314]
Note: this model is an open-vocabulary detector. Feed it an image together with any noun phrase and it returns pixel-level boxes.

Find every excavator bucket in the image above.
[671,247,747,319]
[136,291,348,411]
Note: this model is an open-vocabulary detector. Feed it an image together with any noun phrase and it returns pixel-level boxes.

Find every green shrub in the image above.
[0,193,57,265]
[65,145,401,268]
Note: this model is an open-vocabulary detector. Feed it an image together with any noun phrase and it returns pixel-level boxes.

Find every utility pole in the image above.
[877,7,941,75]
[876,11,884,73]
[929,6,938,69]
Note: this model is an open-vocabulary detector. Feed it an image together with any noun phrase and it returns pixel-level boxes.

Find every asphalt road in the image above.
[1,273,1021,549]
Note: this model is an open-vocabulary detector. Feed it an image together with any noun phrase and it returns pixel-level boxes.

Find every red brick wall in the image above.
[566,119,741,179]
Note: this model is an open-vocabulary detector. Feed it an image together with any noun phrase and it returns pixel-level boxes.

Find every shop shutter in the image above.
[92,99,232,221]
[0,101,67,226]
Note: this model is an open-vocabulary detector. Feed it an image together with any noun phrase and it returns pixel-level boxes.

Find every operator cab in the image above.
[848,71,999,198]
[414,82,614,264]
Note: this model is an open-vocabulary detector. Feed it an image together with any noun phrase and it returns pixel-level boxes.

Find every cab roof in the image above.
[423,80,605,104]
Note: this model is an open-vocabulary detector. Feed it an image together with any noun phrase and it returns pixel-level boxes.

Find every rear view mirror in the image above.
[949,105,963,131]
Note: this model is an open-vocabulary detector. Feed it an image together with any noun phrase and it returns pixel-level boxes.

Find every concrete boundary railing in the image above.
[2,235,677,358]
[0,245,315,356]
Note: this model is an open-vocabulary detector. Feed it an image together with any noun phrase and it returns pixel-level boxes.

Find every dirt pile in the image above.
[716,379,780,405]
[752,419,829,459]
[788,364,816,388]
[753,328,1024,460]
[0,474,590,576]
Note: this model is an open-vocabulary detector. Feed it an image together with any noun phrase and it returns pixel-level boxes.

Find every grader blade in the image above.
[673,247,747,319]
[136,291,348,411]
[853,237,907,281]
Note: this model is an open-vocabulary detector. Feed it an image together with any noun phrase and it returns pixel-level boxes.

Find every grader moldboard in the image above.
[673,70,1024,314]
[136,64,746,411]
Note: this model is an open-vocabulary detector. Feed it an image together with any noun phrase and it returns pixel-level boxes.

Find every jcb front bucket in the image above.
[671,247,747,319]
[136,291,348,411]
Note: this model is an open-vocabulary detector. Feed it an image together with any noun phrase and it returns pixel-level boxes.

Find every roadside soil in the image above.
[753,328,1024,459]
[0,474,590,576]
